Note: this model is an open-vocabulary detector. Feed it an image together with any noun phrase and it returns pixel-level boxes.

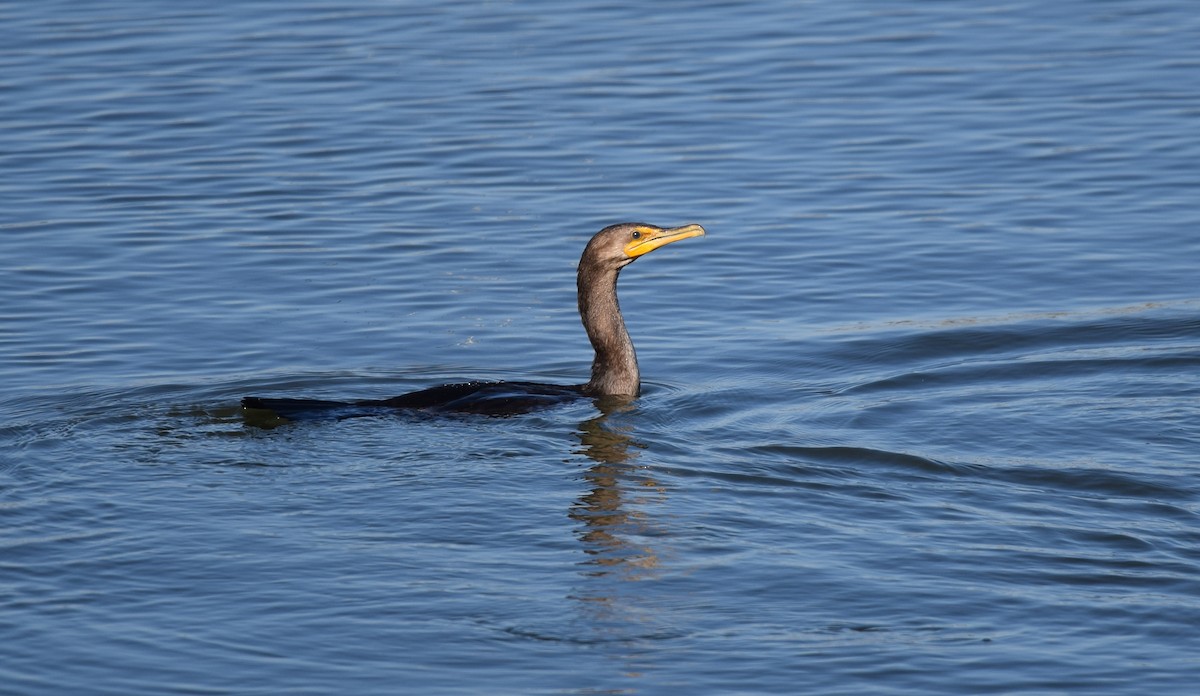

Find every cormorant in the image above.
[242,222,704,419]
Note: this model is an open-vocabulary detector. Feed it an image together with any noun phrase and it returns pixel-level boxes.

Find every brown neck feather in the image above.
[577,261,639,396]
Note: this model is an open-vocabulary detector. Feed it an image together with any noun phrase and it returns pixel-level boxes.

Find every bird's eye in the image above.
[631,230,641,240]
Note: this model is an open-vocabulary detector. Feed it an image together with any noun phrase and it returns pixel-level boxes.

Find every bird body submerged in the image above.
[242,222,704,419]
[242,381,585,420]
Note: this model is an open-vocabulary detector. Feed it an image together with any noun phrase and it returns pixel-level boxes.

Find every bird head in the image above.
[582,222,706,270]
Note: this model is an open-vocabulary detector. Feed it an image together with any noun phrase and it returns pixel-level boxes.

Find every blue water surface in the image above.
[2,1,1199,694]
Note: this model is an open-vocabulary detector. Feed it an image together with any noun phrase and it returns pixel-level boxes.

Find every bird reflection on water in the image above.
[571,401,665,581]
[564,400,680,676]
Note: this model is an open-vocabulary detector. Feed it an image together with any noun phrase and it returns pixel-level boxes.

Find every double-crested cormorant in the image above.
[242,222,704,418]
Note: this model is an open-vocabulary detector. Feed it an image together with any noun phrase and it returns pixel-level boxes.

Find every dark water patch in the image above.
[743,443,960,477]
[823,303,1200,374]
[987,461,1197,502]
[499,622,687,646]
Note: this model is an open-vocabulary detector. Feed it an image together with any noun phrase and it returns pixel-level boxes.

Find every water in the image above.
[2,1,1199,693]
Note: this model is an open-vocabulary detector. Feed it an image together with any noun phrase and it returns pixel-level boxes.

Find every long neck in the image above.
[578,263,639,396]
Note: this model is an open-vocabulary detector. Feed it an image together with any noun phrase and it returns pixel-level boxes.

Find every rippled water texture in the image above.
[2,1,1199,694]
